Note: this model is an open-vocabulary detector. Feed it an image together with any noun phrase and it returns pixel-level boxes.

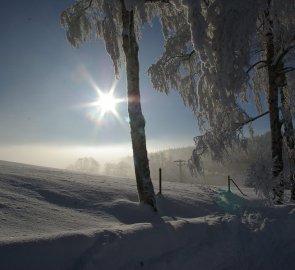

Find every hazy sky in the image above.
[0,0,269,168]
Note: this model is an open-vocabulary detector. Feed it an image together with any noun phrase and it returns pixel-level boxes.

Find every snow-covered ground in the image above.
[0,160,294,270]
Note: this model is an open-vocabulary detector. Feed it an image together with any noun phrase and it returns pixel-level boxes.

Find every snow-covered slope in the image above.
[0,160,294,270]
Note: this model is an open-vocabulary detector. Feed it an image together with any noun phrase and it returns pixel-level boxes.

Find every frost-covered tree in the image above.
[61,0,170,210]
[149,0,255,165]
[196,0,295,203]
[197,0,295,202]
[148,0,295,203]
[246,0,295,202]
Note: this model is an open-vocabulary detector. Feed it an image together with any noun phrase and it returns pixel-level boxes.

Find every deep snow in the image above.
[0,160,294,270]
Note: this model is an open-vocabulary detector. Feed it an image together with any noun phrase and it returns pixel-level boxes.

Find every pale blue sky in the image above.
[0,0,269,168]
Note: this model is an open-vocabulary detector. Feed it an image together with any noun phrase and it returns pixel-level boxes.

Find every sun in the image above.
[82,73,126,124]
[86,78,125,121]
[97,91,119,115]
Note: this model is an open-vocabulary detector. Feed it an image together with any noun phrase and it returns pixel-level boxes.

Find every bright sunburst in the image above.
[96,91,120,117]
[85,77,125,123]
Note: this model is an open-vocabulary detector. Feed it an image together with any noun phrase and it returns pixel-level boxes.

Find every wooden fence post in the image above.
[159,168,162,194]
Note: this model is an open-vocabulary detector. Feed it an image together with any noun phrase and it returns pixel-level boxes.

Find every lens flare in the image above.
[81,72,126,126]
[94,91,120,118]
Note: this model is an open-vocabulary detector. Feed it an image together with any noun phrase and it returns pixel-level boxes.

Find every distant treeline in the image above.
[68,132,271,187]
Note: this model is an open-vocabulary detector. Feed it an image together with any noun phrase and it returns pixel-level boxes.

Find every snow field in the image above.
[0,160,294,270]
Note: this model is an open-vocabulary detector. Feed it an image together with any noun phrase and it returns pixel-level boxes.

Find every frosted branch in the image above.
[163,50,195,66]
[246,60,267,74]
[277,67,295,76]
[235,110,269,127]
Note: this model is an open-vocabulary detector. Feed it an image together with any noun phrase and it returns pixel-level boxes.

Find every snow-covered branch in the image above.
[246,60,267,74]
[163,50,195,66]
[235,110,269,127]
[189,108,272,177]
[277,66,295,76]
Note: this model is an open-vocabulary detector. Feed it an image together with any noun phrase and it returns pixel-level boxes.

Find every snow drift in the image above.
[0,160,294,270]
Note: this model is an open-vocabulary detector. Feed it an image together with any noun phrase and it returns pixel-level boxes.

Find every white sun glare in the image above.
[85,77,126,123]
[97,91,119,117]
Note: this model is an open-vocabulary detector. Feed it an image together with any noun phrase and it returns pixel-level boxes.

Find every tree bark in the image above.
[120,0,156,210]
[265,1,284,204]
[280,83,295,200]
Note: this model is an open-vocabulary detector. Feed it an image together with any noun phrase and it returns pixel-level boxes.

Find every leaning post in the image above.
[228,175,231,192]
[159,168,162,194]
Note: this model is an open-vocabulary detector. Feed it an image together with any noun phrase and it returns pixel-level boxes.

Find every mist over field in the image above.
[67,133,271,187]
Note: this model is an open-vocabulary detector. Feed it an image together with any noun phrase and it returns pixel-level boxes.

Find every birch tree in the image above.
[247,0,295,202]
[61,0,169,210]
[149,0,295,203]
[149,1,257,172]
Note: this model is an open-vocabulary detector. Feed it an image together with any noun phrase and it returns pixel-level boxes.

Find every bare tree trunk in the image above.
[121,0,156,210]
[280,84,295,200]
[265,1,284,204]
[274,39,295,201]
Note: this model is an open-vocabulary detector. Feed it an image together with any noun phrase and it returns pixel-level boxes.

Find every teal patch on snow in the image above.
[216,191,246,214]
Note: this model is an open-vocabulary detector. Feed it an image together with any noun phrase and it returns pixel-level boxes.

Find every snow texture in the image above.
[0,160,294,270]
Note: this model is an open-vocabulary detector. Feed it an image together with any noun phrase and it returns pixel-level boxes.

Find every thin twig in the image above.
[246,60,267,74]
[239,110,269,126]
[277,67,295,75]
[163,50,195,66]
